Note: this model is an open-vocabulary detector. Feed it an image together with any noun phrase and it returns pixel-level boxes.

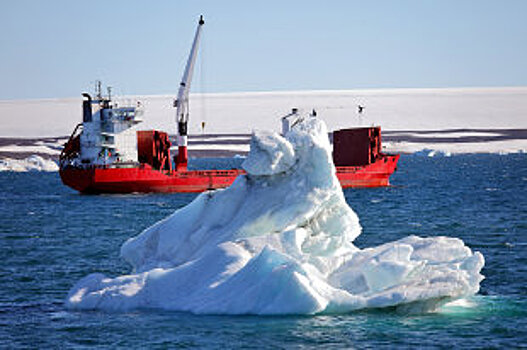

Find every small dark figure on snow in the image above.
[358,105,365,114]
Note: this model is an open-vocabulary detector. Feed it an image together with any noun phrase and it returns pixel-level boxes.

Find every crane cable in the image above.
[199,27,207,136]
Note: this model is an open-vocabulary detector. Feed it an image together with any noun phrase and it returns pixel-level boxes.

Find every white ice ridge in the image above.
[66,116,485,315]
[0,155,58,172]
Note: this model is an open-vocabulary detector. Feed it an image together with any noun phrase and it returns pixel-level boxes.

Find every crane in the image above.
[174,15,204,170]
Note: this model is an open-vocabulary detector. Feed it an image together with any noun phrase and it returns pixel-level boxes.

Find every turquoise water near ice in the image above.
[1,154,526,348]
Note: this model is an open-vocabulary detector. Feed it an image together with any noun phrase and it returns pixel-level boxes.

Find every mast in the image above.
[175,15,204,171]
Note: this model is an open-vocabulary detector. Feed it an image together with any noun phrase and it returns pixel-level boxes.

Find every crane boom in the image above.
[176,15,204,136]
[174,15,204,171]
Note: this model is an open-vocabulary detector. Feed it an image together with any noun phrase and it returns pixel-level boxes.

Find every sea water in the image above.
[1,154,526,348]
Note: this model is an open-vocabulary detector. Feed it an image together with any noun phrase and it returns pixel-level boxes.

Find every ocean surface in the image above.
[1,154,526,349]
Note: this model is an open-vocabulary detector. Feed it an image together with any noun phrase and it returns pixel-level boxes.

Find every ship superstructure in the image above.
[76,86,142,167]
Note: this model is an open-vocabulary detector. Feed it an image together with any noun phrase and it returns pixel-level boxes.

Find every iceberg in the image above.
[66,116,484,314]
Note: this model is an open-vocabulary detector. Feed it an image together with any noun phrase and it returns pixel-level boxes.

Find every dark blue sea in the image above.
[1,154,526,349]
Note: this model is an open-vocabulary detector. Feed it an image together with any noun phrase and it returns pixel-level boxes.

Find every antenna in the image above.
[107,86,112,101]
[96,80,102,100]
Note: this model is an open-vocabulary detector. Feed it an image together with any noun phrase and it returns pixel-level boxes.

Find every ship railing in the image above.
[102,108,143,127]
[335,166,361,173]
[104,161,141,169]
[177,169,246,177]
[100,142,117,149]
[111,98,144,110]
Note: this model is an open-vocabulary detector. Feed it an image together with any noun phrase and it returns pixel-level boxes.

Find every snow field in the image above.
[1,87,525,137]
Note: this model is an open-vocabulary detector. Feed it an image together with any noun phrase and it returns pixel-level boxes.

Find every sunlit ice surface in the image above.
[66,115,484,315]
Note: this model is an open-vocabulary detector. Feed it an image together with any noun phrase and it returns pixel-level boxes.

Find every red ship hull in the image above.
[336,154,399,188]
[60,165,244,194]
[59,154,399,194]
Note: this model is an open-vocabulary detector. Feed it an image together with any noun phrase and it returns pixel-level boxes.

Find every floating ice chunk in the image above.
[428,150,451,157]
[413,148,452,157]
[0,155,58,172]
[67,115,484,315]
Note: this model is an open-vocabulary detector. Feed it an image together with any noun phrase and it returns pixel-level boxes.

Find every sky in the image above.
[1,0,526,100]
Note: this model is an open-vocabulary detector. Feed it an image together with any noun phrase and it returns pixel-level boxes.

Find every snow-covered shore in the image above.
[1,87,526,136]
[0,87,525,167]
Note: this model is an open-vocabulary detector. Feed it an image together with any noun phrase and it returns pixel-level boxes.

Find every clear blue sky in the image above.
[1,0,526,99]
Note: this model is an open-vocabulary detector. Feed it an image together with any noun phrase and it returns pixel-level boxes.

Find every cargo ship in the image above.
[59,16,399,194]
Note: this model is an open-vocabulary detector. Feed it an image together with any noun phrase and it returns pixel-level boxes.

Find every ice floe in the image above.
[0,144,61,155]
[0,155,58,172]
[383,140,526,155]
[412,149,452,157]
[66,116,484,315]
